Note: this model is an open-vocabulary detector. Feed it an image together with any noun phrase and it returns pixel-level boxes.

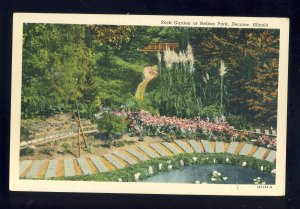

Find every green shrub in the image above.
[199,104,221,118]
[20,147,34,156]
[124,97,159,115]
[40,147,53,156]
[97,112,128,139]
[226,114,252,130]
[61,142,73,155]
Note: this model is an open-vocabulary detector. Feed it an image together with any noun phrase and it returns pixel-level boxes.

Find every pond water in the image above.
[144,164,275,184]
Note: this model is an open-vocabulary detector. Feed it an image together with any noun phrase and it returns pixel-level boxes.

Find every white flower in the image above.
[195,180,200,184]
[118,178,122,182]
[217,172,221,176]
[213,171,218,176]
[180,160,184,166]
[213,159,216,164]
[262,182,266,185]
[158,163,163,170]
[253,178,257,182]
[148,166,153,175]
[206,72,210,81]
[271,169,276,174]
[134,173,141,181]
[168,165,173,170]
[260,166,264,171]
[219,60,227,77]
[167,160,172,164]
[157,52,162,63]
[257,177,261,180]
[226,157,230,163]
[242,162,247,167]
[223,177,228,181]
[211,178,217,182]
[192,157,197,162]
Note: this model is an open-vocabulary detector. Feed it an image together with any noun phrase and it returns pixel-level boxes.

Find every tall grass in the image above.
[151,45,201,118]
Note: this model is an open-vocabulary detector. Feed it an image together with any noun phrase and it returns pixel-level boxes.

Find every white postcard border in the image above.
[10,13,289,196]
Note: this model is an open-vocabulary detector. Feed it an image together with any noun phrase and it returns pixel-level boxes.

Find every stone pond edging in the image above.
[19,139,276,179]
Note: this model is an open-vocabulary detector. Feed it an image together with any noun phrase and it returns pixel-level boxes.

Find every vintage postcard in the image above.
[10,13,289,195]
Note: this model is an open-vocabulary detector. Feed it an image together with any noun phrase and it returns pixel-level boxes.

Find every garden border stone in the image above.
[113,151,137,165]
[175,140,193,153]
[126,148,149,161]
[188,140,204,153]
[45,159,58,179]
[138,144,159,158]
[103,154,125,169]
[201,140,214,153]
[77,158,93,175]
[89,156,108,172]
[162,142,180,155]
[149,144,169,157]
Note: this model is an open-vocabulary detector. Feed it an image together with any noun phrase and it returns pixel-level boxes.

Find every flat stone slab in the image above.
[89,156,108,172]
[226,142,239,154]
[188,140,204,153]
[149,144,169,157]
[77,158,93,175]
[138,144,159,158]
[126,148,149,161]
[113,151,137,165]
[26,160,43,178]
[64,159,75,177]
[20,160,32,175]
[201,140,214,153]
[215,141,225,153]
[239,143,253,156]
[265,150,276,162]
[175,140,193,153]
[45,159,58,179]
[103,154,124,169]
[252,147,267,159]
[162,142,180,155]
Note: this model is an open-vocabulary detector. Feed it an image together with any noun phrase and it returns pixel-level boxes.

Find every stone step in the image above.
[226,142,239,154]
[149,144,169,157]
[89,156,108,172]
[45,159,58,179]
[201,140,214,153]
[174,140,193,153]
[103,154,124,169]
[19,160,32,175]
[239,143,253,156]
[113,151,137,165]
[215,141,225,153]
[252,147,268,159]
[64,159,75,177]
[77,158,93,175]
[138,144,159,158]
[126,148,149,161]
[188,140,204,153]
[162,142,180,155]
[265,150,276,162]
[26,160,43,179]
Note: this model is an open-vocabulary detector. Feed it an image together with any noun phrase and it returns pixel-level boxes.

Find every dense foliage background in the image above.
[22,23,279,127]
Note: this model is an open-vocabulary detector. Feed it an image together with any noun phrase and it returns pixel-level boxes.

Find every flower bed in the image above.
[113,110,277,149]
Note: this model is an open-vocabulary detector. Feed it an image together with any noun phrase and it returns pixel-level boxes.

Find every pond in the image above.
[144,164,275,184]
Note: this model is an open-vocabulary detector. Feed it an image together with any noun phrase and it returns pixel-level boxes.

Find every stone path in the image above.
[20,140,277,179]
